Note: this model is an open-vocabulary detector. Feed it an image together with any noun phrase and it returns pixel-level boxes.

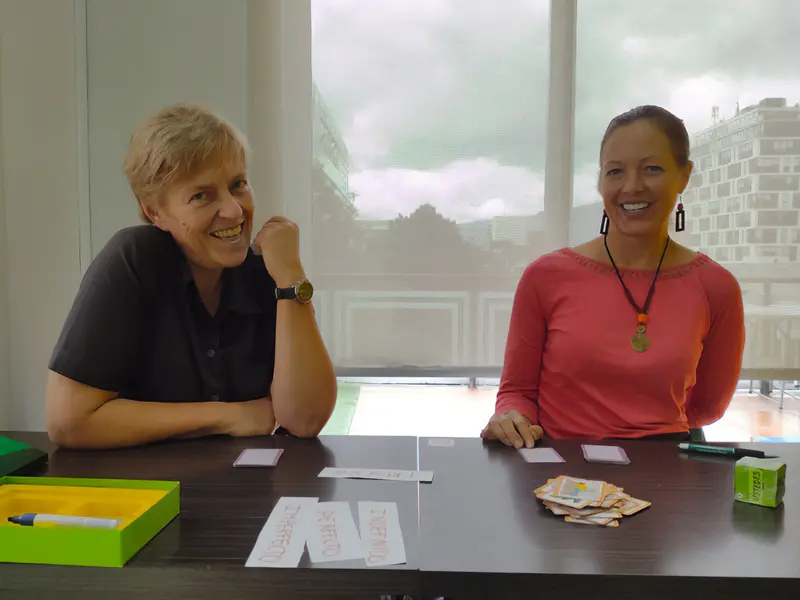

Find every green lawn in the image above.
[320,382,361,435]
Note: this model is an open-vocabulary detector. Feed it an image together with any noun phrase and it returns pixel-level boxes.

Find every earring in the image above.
[675,197,685,233]
[600,210,610,236]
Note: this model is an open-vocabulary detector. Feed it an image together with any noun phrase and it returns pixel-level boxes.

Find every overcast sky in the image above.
[311,0,800,222]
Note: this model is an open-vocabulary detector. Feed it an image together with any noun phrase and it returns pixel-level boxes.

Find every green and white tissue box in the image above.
[734,457,786,508]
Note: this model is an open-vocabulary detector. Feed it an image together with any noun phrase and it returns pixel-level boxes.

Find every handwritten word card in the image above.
[358,501,406,567]
[318,467,434,483]
[305,501,364,564]
[246,497,317,568]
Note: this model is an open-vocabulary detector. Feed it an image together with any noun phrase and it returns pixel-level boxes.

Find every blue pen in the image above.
[7,513,122,529]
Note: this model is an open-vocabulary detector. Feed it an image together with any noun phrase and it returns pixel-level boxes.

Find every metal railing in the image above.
[315,270,800,378]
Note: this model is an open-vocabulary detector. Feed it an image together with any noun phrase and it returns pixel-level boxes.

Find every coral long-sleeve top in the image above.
[495,249,745,439]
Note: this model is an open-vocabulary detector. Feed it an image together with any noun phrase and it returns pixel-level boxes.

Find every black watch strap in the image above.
[274,286,297,300]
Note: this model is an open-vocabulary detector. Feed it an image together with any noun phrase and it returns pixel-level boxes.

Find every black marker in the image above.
[678,443,777,459]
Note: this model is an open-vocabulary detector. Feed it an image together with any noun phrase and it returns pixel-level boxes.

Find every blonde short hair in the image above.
[123,103,250,222]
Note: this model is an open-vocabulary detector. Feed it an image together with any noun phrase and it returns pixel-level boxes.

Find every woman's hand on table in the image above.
[481,410,543,449]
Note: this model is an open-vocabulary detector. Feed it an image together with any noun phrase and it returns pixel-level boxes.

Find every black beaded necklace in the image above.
[603,235,670,353]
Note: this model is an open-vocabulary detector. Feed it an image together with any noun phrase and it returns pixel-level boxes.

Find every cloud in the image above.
[573,163,602,207]
[350,158,544,222]
[312,0,800,220]
[573,0,800,167]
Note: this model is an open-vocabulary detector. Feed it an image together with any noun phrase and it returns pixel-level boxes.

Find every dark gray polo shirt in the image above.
[49,225,277,404]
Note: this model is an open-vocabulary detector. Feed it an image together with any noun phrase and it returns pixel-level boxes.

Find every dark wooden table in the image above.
[418,437,799,600]
[0,432,420,599]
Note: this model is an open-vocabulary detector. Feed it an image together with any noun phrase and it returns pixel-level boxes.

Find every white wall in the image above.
[86,0,249,253]
[0,0,83,430]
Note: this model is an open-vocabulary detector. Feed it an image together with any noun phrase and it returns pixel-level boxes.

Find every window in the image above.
[758,210,799,227]
[754,246,798,261]
[715,247,731,262]
[737,177,753,193]
[759,174,800,191]
[737,142,754,160]
[727,163,742,179]
[735,212,753,228]
[716,182,731,198]
[755,246,779,259]
[734,246,751,261]
[716,214,731,229]
[719,149,732,165]
[747,229,779,244]
[311,0,550,368]
[747,193,780,210]
[727,196,742,212]
[709,168,722,184]
[748,157,781,174]
[725,230,740,245]
[761,139,800,154]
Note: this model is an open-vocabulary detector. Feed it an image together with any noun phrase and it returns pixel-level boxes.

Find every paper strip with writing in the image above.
[318,467,434,483]
[358,501,406,567]
[245,497,317,567]
[306,501,364,564]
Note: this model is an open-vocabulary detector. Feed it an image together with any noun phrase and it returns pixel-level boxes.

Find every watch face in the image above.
[296,280,314,303]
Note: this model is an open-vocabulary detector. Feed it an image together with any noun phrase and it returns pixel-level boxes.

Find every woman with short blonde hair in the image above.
[124,103,251,223]
[46,103,337,449]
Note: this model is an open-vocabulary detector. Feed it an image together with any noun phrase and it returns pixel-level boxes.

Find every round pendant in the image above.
[631,332,650,353]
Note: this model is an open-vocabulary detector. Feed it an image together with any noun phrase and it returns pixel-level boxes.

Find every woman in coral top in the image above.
[482,105,745,448]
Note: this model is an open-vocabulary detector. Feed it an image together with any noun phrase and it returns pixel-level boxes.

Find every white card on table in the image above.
[234,448,284,467]
[428,438,455,447]
[306,501,364,564]
[358,501,406,567]
[245,497,317,567]
[582,444,630,464]
[318,467,434,483]
[518,447,565,463]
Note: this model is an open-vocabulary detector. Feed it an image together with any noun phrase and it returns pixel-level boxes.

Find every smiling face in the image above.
[598,119,692,239]
[144,156,254,270]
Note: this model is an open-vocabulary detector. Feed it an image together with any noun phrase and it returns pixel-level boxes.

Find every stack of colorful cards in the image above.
[534,475,650,527]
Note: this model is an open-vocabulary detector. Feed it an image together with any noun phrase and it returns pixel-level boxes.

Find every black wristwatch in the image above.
[275,279,314,304]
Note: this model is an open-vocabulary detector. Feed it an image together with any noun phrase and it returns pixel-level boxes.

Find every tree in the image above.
[371,203,497,274]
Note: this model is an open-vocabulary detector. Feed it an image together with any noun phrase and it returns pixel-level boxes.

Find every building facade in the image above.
[684,97,800,265]
[312,81,351,200]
